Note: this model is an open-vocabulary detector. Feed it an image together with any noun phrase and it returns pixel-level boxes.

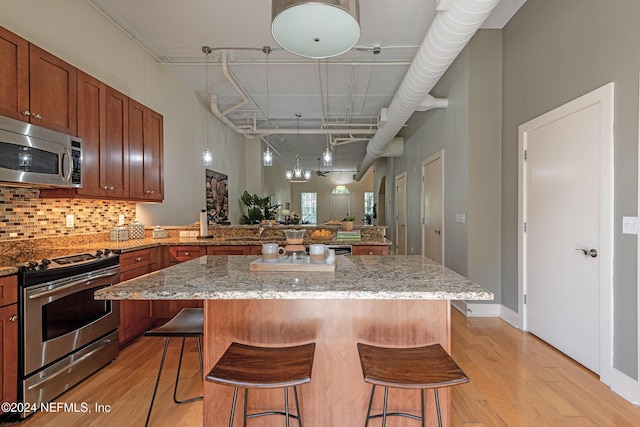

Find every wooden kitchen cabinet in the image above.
[207,245,252,255]
[352,245,390,256]
[129,99,164,201]
[118,248,158,345]
[0,276,17,415]
[0,26,29,122]
[0,27,77,135]
[163,246,206,267]
[28,44,77,135]
[155,246,204,320]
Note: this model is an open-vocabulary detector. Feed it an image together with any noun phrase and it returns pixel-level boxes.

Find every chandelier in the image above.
[286,113,311,183]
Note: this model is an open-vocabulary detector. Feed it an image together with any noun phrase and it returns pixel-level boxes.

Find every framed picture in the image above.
[206,169,229,224]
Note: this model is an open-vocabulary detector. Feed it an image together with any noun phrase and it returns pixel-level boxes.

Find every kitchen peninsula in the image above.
[95,255,492,426]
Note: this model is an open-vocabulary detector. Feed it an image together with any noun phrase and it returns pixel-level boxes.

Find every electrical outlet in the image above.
[455,213,465,224]
[66,214,74,228]
[622,216,638,235]
[118,214,125,225]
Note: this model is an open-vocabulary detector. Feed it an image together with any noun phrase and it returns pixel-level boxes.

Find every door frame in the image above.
[421,150,445,263]
[395,172,407,255]
[518,83,614,385]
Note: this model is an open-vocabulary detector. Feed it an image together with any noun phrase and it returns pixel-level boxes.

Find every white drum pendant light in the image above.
[272,0,360,59]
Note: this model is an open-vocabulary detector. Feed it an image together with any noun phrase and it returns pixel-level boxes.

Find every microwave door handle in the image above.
[27,270,119,300]
[60,146,72,184]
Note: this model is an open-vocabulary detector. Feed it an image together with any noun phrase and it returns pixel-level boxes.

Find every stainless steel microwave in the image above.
[0,115,82,188]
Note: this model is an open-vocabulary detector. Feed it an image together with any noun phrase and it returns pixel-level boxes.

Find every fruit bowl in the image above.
[284,229,306,244]
[311,229,334,241]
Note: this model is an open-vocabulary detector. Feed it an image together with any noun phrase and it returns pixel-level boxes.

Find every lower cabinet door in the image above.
[0,304,17,413]
[119,300,153,345]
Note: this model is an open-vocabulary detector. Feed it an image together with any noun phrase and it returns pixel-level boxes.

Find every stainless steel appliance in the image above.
[17,250,119,418]
[326,244,352,256]
[0,115,82,188]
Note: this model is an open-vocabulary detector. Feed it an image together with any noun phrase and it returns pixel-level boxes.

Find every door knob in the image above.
[575,248,598,258]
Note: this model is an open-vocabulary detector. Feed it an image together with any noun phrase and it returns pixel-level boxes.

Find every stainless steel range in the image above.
[17,250,120,418]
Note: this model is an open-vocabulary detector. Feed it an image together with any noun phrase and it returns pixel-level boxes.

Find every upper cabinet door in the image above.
[76,71,107,198]
[0,26,29,121]
[28,45,77,135]
[104,87,129,198]
[129,99,164,201]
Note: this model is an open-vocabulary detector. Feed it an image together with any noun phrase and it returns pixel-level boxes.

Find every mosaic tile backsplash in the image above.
[0,187,137,241]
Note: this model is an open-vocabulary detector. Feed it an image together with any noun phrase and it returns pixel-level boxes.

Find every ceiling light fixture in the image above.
[322,136,333,167]
[263,47,273,167]
[271,0,360,59]
[286,113,311,183]
[202,46,213,167]
[263,146,273,167]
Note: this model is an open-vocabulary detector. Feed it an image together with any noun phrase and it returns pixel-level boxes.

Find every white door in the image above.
[395,172,407,255]
[520,83,614,378]
[422,151,444,263]
[331,193,350,220]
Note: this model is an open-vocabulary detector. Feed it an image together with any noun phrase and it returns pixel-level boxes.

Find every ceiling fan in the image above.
[315,158,331,177]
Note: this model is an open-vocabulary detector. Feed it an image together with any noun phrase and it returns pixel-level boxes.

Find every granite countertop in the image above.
[0,237,392,277]
[94,255,494,301]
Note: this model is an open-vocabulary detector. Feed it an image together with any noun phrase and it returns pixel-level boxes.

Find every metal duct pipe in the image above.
[354,0,500,181]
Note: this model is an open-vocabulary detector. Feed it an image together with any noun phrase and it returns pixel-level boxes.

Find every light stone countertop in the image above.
[94,255,493,301]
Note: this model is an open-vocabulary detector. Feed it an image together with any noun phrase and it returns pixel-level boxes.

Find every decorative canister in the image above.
[130,220,145,239]
[109,226,129,242]
[152,226,167,239]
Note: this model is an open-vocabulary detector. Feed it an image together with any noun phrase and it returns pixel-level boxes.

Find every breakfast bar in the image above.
[95,255,493,426]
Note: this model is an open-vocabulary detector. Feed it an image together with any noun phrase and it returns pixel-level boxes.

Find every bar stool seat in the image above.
[144,308,204,427]
[206,342,315,427]
[357,343,469,427]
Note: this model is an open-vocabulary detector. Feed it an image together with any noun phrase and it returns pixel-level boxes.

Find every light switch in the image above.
[622,216,638,235]
[455,213,465,224]
[66,214,74,228]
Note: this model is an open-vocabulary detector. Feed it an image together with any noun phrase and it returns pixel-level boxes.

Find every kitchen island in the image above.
[95,255,492,426]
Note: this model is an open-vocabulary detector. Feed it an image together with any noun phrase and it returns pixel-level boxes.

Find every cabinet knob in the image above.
[135,257,142,262]
[109,186,114,190]
[22,110,31,116]
[103,185,109,190]
[184,252,190,256]
[150,190,154,194]
[368,251,373,255]
[9,315,17,322]
[34,113,42,119]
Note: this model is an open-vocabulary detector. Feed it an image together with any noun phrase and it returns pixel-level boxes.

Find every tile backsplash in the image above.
[0,187,136,241]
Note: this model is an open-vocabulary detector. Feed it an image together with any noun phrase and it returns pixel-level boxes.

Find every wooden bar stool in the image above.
[357,343,469,427]
[144,308,204,427]
[206,342,315,427]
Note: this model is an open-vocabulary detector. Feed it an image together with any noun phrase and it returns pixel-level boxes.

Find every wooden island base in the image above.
[203,299,452,427]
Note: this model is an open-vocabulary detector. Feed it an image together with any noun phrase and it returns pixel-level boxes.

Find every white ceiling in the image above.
[89,0,525,173]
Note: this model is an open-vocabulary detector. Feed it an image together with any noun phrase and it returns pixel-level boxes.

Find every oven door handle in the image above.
[26,337,118,391]
[27,270,119,300]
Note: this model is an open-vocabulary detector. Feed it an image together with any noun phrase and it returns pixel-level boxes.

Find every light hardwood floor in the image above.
[8,309,640,426]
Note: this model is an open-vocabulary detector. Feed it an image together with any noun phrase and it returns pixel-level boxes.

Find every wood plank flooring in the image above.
[7,309,640,426]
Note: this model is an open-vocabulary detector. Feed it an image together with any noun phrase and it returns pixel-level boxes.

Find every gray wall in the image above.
[468,31,502,300]
[393,31,502,303]
[502,0,639,379]
[398,44,470,274]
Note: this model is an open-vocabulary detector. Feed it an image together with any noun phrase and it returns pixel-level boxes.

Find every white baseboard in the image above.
[451,301,467,315]
[610,368,639,405]
[500,305,522,329]
[452,301,501,317]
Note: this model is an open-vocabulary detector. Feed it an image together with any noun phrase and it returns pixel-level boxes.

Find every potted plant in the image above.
[240,191,280,224]
[342,215,356,231]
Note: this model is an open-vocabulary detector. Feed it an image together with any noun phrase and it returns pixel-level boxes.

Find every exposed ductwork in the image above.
[353,0,501,181]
